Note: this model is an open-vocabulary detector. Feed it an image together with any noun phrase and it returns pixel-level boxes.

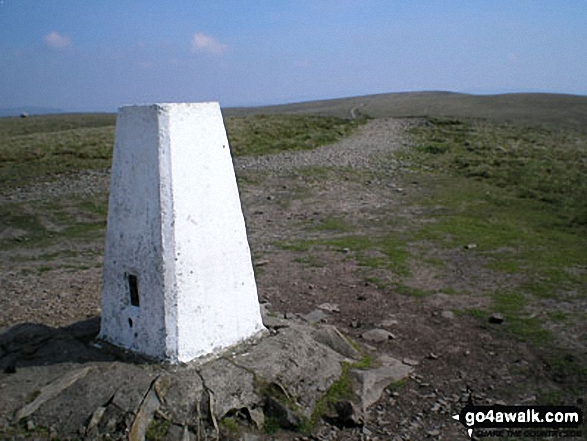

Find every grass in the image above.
[225,114,368,157]
[146,417,170,441]
[308,356,377,431]
[0,198,108,251]
[405,118,587,227]
[402,117,587,398]
[0,113,365,189]
[224,92,587,131]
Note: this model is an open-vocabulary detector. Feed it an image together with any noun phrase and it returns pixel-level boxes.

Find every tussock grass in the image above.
[402,118,586,389]
[225,114,366,157]
[406,118,587,227]
[0,113,364,189]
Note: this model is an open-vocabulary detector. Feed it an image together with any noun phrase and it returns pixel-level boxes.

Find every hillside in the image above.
[224,91,587,131]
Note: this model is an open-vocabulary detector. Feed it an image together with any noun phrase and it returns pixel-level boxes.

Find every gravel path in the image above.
[235,118,412,172]
[1,118,413,204]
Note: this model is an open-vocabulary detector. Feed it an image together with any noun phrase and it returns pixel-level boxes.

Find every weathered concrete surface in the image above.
[0,312,413,439]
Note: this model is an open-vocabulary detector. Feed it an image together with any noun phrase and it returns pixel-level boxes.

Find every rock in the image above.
[317,303,340,313]
[160,424,188,441]
[464,243,477,250]
[15,366,93,420]
[302,309,328,324]
[361,329,395,343]
[263,396,301,430]
[233,323,345,415]
[332,400,364,427]
[427,428,441,437]
[312,325,361,360]
[85,406,107,436]
[160,370,205,424]
[488,313,504,324]
[246,406,265,430]
[379,319,398,328]
[0,316,360,439]
[351,356,413,411]
[129,375,170,441]
[199,358,260,421]
[110,364,158,413]
[440,310,455,320]
[427,352,438,360]
[350,320,361,329]
[254,259,269,267]
[402,357,419,367]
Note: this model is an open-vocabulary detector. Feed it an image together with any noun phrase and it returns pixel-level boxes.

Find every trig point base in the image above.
[99,102,265,363]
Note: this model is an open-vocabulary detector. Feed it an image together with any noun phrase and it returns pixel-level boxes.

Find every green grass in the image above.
[225,114,367,157]
[405,118,587,227]
[0,113,365,189]
[309,216,353,232]
[0,125,115,187]
[0,198,108,250]
[400,118,587,402]
[146,417,170,441]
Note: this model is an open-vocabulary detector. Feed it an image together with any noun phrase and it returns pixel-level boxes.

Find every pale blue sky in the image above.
[1,0,586,112]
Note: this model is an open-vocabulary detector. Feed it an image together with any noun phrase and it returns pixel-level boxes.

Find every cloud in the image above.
[44,31,72,49]
[190,33,227,55]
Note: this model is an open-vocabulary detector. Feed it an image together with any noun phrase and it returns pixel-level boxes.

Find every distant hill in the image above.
[0,107,64,118]
[4,92,587,131]
[224,91,587,131]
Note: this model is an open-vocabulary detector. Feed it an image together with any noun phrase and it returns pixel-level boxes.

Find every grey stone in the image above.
[246,406,265,430]
[161,424,186,441]
[402,357,420,366]
[312,325,361,360]
[332,400,364,427]
[15,366,93,420]
[489,313,504,324]
[317,303,340,313]
[263,396,301,430]
[159,369,205,425]
[361,329,395,343]
[440,310,455,320]
[85,406,106,436]
[129,376,170,441]
[379,318,398,328]
[233,323,344,414]
[109,363,158,412]
[199,358,260,421]
[303,309,328,323]
[351,356,413,411]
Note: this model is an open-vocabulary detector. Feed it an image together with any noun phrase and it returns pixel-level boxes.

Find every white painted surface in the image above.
[99,103,265,362]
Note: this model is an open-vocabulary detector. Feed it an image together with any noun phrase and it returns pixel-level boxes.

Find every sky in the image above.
[1,0,586,112]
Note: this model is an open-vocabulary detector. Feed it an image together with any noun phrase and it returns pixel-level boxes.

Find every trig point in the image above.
[99,102,266,363]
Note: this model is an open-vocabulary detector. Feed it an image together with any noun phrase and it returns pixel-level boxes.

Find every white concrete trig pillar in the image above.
[99,102,266,363]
